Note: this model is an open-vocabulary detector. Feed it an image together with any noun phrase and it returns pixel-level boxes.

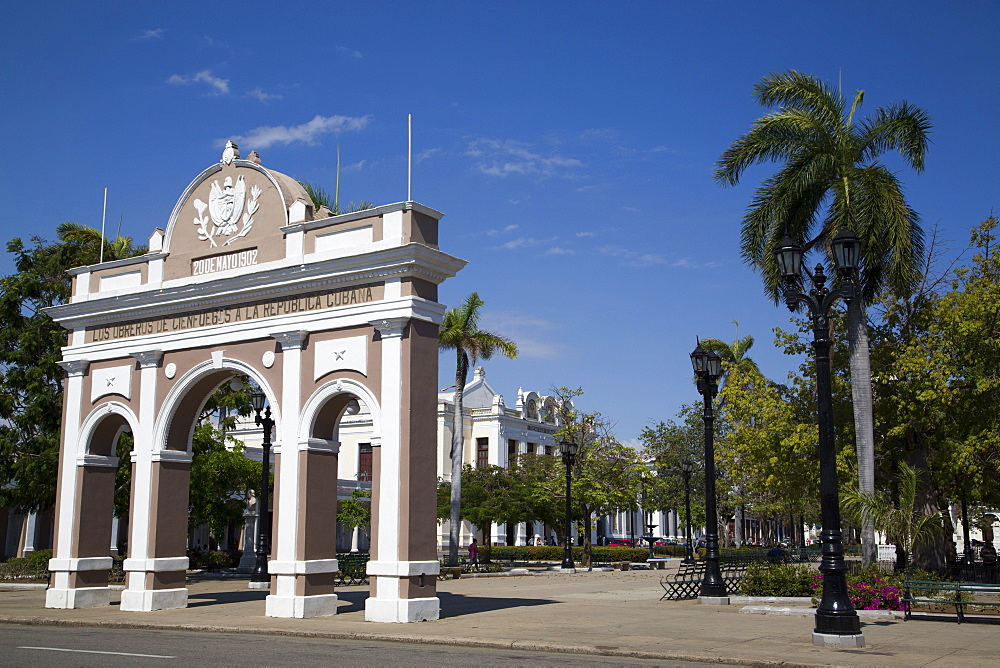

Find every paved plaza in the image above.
[1,568,997,666]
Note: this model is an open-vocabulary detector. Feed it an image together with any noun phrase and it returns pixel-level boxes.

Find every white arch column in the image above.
[266,331,341,618]
[46,360,119,609]
[365,318,440,623]
[121,350,192,612]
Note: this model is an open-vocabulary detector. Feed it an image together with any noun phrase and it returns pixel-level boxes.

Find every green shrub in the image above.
[23,549,52,570]
[487,545,658,564]
[0,555,49,581]
[740,563,815,597]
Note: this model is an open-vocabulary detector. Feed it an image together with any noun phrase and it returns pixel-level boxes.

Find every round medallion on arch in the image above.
[262,351,276,368]
[164,362,177,379]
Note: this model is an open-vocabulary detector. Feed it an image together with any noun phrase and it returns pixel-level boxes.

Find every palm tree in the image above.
[299,181,373,216]
[56,222,146,264]
[715,70,931,564]
[438,293,518,566]
[842,462,943,573]
[700,320,760,385]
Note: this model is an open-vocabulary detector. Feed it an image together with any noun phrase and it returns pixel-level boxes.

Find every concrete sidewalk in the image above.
[1,569,996,666]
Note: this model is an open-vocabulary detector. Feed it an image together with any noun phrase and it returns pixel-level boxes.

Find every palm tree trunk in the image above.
[847,297,877,565]
[448,350,468,567]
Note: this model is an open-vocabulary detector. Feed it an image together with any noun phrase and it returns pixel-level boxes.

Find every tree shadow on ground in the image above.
[436,592,556,618]
[186,589,269,607]
[334,590,557,617]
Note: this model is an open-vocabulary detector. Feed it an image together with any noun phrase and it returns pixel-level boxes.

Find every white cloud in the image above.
[167,69,230,95]
[499,237,541,250]
[338,46,363,59]
[479,312,564,360]
[467,138,582,177]
[670,258,722,269]
[231,114,372,149]
[576,231,596,238]
[132,28,165,41]
[600,245,666,267]
[487,224,519,236]
[620,438,644,452]
[415,148,440,163]
[546,246,573,255]
[248,87,282,102]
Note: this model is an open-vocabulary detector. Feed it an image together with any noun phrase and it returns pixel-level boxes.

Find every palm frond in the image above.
[753,70,843,130]
[857,102,932,171]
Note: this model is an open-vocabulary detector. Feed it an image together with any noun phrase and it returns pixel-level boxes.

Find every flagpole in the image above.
[99,188,108,264]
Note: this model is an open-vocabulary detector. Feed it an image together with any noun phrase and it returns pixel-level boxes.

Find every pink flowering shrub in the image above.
[811,567,905,611]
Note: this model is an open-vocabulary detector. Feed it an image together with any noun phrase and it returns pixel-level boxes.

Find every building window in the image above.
[527,443,536,455]
[545,445,554,456]
[508,439,518,467]
[358,443,372,482]
[476,437,489,468]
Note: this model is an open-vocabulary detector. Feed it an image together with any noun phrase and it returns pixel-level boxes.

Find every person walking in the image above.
[468,538,479,568]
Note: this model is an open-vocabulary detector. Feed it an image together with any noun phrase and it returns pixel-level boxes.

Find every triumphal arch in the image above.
[44,143,465,622]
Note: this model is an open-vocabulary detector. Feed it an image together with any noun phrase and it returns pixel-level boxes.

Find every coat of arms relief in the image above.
[192,141,261,247]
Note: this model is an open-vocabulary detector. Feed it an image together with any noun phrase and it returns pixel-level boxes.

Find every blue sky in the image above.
[2,2,997,445]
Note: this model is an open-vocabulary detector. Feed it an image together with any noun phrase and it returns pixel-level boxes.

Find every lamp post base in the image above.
[698,595,730,606]
[812,632,865,649]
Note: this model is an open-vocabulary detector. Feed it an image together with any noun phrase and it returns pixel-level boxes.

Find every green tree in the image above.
[299,181,374,216]
[716,70,931,563]
[718,363,819,539]
[0,225,144,512]
[553,387,645,567]
[842,462,944,572]
[459,464,519,557]
[338,488,372,552]
[438,293,518,566]
[699,320,760,384]
[640,409,706,544]
[870,218,1000,567]
[188,423,260,546]
[508,452,565,537]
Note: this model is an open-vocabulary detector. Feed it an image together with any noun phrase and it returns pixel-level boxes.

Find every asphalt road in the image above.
[0,625,730,667]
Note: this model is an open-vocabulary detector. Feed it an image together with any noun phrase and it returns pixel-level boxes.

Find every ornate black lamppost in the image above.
[690,343,726,599]
[775,229,863,646]
[250,390,274,586]
[642,481,657,560]
[559,436,579,570]
[681,459,694,563]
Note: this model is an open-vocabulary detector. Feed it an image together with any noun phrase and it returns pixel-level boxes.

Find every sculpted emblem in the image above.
[192,175,261,247]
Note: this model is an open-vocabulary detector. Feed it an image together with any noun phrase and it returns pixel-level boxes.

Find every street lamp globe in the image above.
[774,237,804,280]
[831,228,861,272]
[250,389,266,416]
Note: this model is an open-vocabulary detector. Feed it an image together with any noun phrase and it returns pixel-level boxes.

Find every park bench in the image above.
[660,559,753,600]
[903,580,1000,623]
[660,561,707,600]
[334,553,370,586]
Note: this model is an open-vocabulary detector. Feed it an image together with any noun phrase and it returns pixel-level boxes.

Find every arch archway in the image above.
[44,146,464,622]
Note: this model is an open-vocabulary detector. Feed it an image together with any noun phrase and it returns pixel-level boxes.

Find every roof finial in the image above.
[222,140,240,165]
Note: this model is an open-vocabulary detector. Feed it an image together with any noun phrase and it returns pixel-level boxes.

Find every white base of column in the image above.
[812,632,865,648]
[248,580,271,590]
[265,593,338,618]
[365,596,440,623]
[120,587,188,611]
[45,586,110,609]
[698,596,731,605]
